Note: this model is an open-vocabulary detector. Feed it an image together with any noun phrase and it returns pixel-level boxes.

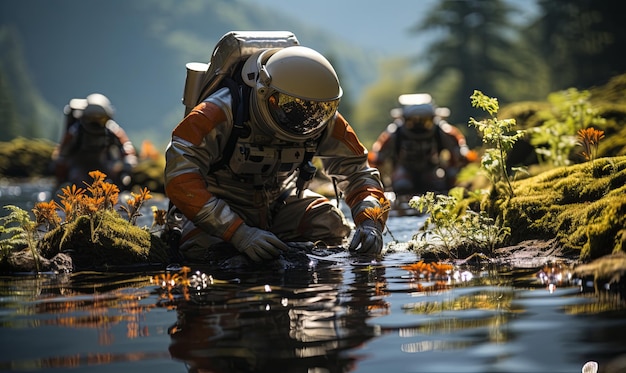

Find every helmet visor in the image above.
[268,92,339,136]
[405,116,434,132]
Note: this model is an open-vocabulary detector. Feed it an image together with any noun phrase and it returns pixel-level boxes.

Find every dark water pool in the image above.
[0,181,625,372]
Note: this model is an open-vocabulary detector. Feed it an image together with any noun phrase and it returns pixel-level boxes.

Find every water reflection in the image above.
[0,255,625,372]
[0,273,167,371]
[165,264,388,372]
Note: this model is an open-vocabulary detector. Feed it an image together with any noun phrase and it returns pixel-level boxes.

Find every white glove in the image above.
[230,224,288,262]
[348,219,383,255]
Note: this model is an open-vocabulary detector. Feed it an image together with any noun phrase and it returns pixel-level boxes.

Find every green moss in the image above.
[0,137,56,177]
[131,158,165,194]
[485,156,626,260]
[39,209,169,269]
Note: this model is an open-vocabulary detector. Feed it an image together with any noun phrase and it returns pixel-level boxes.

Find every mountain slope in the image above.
[0,0,379,146]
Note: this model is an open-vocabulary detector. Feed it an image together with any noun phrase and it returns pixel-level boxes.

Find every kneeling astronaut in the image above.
[164,33,388,264]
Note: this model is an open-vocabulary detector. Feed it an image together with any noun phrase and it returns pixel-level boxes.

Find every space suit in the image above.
[368,102,470,196]
[52,93,137,190]
[164,45,388,263]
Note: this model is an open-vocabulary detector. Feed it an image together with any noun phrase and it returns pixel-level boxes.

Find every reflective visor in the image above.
[267,92,339,136]
[405,116,434,132]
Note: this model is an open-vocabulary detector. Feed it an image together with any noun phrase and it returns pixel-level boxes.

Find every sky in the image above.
[245,0,540,55]
[246,0,434,55]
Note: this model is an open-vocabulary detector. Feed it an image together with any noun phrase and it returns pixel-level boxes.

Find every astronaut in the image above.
[368,99,470,197]
[52,93,137,190]
[164,45,388,264]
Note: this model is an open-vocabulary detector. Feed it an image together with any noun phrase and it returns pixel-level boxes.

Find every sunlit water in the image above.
[0,181,625,373]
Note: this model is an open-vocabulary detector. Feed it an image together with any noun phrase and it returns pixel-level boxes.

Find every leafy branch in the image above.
[469,90,524,197]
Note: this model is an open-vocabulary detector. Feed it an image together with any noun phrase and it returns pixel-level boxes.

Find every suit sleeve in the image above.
[317,113,389,227]
[164,101,244,241]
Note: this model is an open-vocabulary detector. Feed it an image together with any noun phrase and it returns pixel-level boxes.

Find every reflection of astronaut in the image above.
[167,265,388,373]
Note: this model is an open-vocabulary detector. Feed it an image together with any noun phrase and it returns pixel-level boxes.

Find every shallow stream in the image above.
[0,180,624,372]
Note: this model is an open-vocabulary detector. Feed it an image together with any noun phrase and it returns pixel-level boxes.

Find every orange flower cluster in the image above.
[363,197,391,227]
[31,170,167,231]
[32,200,61,230]
[33,170,121,227]
[577,127,605,161]
[120,186,153,224]
[401,260,454,281]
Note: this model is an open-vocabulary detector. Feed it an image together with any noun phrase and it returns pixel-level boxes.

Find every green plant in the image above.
[530,88,606,167]
[461,210,511,254]
[2,170,170,271]
[410,191,464,257]
[409,188,510,258]
[0,205,41,271]
[469,90,524,197]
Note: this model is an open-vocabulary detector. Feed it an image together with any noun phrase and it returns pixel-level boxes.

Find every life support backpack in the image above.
[182,31,300,169]
[181,31,318,193]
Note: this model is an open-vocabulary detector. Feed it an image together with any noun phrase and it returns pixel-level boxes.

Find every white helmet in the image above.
[242,46,342,141]
[81,93,115,125]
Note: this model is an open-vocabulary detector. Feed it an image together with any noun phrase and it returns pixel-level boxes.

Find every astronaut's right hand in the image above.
[230,223,288,262]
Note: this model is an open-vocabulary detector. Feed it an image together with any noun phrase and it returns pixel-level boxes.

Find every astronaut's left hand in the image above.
[348,219,383,255]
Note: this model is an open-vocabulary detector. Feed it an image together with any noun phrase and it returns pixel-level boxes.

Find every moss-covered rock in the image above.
[486,156,626,261]
[39,209,169,270]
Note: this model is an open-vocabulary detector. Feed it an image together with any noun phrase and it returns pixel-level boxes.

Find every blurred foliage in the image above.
[0,0,376,146]
[359,0,626,148]
[0,137,55,178]
[0,27,61,141]
[3,0,626,149]
[131,157,166,194]
[533,0,626,92]
[352,58,420,148]
[0,136,165,193]
[409,0,546,129]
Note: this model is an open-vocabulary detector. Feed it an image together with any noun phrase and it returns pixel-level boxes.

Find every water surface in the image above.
[0,183,624,372]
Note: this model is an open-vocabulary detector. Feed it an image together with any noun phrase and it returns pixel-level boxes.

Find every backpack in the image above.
[181,31,300,170]
[164,31,314,258]
[181,31,320,191]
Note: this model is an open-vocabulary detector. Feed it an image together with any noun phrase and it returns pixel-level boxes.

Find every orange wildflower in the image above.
[401,261,434,276]
[363,197,391,226]
[32,200,61,229]
[577,127,605,161]
[430,262,454,279]
[88,170,107,184]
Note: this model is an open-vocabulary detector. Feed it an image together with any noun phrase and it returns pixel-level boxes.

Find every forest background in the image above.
[1,0,625,151]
